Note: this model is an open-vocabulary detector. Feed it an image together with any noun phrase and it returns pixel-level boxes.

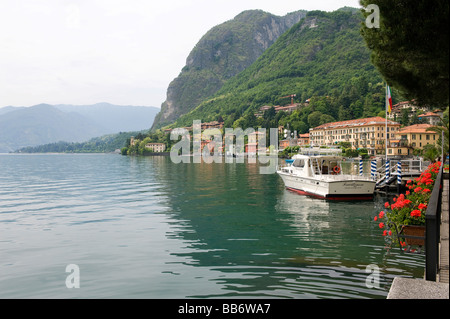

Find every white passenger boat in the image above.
[277,149,376,200]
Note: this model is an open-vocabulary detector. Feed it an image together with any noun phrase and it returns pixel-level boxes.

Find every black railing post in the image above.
[425,163,443,281]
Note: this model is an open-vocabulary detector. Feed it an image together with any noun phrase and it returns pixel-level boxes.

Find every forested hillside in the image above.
[170,9,390,133]
[16,131,143,153]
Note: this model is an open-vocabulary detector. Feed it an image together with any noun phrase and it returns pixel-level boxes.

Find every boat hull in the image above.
[277,172,375,200]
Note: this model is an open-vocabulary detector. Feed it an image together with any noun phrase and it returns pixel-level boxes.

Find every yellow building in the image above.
[386,124,439,157]
[145,143,166,152]
[309,117,401,156]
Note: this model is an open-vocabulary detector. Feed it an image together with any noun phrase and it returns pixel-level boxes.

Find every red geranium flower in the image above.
[410,210,421,218]
[418,203,427,210]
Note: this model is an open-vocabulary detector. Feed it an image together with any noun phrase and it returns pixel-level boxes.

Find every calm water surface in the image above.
[0,154,424,298]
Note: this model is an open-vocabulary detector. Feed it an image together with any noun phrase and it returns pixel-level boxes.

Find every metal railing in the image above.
[425,163,444,281]
[374,159,427,186]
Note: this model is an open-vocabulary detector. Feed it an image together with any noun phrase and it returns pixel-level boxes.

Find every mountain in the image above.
[151,9,307,130]
[170,9,386,130]
[0,104,102,152]
[0,106,26,116]
[0,103,159,153]
[54,103,159,133]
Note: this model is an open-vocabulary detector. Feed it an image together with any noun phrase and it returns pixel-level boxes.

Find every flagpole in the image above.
[385,83,388,163]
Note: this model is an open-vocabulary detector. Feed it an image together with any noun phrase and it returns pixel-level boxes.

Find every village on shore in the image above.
[126,100,445,162]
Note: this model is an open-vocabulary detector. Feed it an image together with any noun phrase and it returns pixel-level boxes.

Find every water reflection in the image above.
[144,156,424,299]
[277,190,331,231]
[0,154,425,298]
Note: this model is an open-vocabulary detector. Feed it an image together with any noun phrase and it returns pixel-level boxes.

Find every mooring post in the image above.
[397,161,402,194]
[385,160,390,193]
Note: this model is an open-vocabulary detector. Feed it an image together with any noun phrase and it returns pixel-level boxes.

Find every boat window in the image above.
[293,159,305,167]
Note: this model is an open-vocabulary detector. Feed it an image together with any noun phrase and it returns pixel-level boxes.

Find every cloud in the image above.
[0,0,362,107]
[66,4,81,29]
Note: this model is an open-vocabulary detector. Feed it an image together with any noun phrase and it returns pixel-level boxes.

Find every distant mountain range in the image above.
[0,103,159,153]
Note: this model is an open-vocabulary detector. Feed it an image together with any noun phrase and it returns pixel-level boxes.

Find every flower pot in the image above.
[401,225,425,246]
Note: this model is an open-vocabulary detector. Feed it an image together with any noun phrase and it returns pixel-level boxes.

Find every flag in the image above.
[386,85,393,113]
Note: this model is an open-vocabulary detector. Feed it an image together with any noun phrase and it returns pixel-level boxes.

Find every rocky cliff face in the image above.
[151,9,306,130]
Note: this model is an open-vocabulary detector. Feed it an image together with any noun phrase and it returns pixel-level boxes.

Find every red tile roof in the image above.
[398,124,436,134]
[420,112,439,117]
[312,117,399,130]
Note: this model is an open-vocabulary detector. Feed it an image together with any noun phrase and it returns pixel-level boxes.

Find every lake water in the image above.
[0,154,424,299]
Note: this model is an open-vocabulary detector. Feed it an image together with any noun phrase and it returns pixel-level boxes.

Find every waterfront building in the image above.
[201,139,215,154]
[279,139,290,150]
[297,133,310,147]
[386,123,439,157]
[309,117,401,156]
[163,119,224,135]
[245,131,266,154]
[145,143,166,152]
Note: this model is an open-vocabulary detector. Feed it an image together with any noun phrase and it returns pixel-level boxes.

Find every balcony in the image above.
[387,139,409,148]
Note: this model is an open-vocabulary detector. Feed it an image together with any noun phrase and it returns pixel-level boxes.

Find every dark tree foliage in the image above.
[360,0,449,109]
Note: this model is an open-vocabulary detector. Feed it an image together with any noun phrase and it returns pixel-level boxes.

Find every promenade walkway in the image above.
[439,177,448,283]
[387,172,449,299]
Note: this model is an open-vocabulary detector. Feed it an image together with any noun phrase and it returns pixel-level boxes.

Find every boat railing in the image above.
[298,147,342,156]
[321,172,373,181]
[277,159,374,181]
[279,156,427,184]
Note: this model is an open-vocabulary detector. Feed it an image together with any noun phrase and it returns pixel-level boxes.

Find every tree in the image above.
[400,108,410,126]
[377,110,385,118]
[360,0,449,109]
[422,144,440,163]
[338,105,351,121]
[319,114,335,126]
[224,112,237,128]
[307,111,323,128]
[338,141,352,149]
[344,148,359,157]
[426,107,449,160]
[263,106,276,120]
[358,148,369,159]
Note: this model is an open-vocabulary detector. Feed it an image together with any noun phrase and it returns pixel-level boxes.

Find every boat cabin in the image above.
[287,155,343,177]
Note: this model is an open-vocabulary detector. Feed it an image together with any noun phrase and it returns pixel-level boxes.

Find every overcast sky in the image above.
[0,0,361,108]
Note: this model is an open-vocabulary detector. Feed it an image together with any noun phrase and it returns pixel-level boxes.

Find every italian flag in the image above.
[386,85,393,113]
